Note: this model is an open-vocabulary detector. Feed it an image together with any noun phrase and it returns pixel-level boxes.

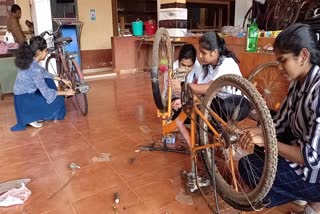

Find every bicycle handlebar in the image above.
[39,20,62,38]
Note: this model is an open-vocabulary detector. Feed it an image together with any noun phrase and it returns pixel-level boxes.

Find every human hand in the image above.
[65,89,75,96]
[62,79,72,88]
[168,79,181,94]
[172,99,182,111]
[239,127,265,151]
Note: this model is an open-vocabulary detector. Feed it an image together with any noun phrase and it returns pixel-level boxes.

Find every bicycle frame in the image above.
[55,42,83,80]
[159,88,224,150]
[157,82,242,212]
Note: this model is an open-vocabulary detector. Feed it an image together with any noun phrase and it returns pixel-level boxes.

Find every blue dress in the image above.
[11,60,66,131]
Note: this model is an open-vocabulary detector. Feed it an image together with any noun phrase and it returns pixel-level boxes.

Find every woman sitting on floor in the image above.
[11,36,75,131]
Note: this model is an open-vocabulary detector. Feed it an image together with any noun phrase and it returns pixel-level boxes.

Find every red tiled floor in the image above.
[0,73,306,213]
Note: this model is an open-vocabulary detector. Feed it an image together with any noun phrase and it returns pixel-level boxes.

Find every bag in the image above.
[4,31,15,44]
[0,41,9,54]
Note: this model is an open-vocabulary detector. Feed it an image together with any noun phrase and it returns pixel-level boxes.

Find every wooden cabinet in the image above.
[112,0,157,36]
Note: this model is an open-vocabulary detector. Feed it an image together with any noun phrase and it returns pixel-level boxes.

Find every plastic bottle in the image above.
[246,19,259,52]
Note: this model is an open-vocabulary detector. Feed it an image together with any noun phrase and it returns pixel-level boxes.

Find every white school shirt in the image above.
[198,56,242,99]
[197,56,241,84]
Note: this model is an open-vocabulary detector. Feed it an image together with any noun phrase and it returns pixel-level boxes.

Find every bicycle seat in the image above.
[55,37,72,45]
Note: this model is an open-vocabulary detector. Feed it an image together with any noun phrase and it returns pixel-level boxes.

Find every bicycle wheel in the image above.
[264,4,280,31]
[45,54,68,90]
[151,28,172,112]
[199,75,277,211]
[45,54,60,76]
[242,6,253,29]
[279,3,300,30]
[265,2,300,30]
[69,59,88,115]
[304,1,320,23]
[248,61,289,112]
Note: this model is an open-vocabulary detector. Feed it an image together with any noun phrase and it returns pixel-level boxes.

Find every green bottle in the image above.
[246,19,259,52]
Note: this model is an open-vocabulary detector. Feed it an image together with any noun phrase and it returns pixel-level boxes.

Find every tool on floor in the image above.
[138,133,190,155]
[0,178,31,194]
[114,192,120,204]
[112,204,119,214]
[68,162,80,170]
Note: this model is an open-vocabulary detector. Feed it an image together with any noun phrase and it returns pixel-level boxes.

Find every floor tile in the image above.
[110,151,186,181]
[72,183,153,214]
[0,74,304,214]
[63,162,123,202]
[0,143,48,169]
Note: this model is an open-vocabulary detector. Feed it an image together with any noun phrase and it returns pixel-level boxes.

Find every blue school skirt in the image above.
[239,144,320,207]
[11,78,66,131]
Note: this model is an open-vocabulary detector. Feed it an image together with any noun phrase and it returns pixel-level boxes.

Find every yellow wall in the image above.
[78,0,113,50]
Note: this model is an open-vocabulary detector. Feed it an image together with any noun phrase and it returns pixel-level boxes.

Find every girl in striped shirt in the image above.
[240,23,320,214]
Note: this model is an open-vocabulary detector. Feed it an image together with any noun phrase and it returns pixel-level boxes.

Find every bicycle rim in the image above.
[242,6,252,29]
[278,3,300,30]
[151,28,172,112]
[199,75,277,211]
[45,54,60,76]
[248,62,289,111]
[45,54,67,90]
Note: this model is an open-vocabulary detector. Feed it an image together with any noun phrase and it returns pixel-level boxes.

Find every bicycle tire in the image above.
[45,54,60,76]
[242,6,253,29]
[248,61,289,111]
[264,4,279,31]
[151,28,172,112]
[45,54,67,90]
[265,2,300,30]
[304,1,320,22]
[70,59,88,115]
[199,75,277,211]
[279,3,300,30]
[46,54,72,91]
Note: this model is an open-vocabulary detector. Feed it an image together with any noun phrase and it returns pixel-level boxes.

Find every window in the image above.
[51,0,77,18]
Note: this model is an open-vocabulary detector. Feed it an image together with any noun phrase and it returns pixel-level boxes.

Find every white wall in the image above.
[234,0,252,27]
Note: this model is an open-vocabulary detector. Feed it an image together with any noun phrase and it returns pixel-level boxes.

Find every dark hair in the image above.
[15,36,47,70]
[178,44,197,64]
[199,32,239,77]
[274,23,320,65]
[11,4,21,13]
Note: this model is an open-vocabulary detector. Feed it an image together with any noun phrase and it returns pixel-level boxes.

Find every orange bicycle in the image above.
[140,28,278,212]
[40,21,90,115]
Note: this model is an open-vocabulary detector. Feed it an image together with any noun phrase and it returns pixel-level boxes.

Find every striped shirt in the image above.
[274,65,320,183]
